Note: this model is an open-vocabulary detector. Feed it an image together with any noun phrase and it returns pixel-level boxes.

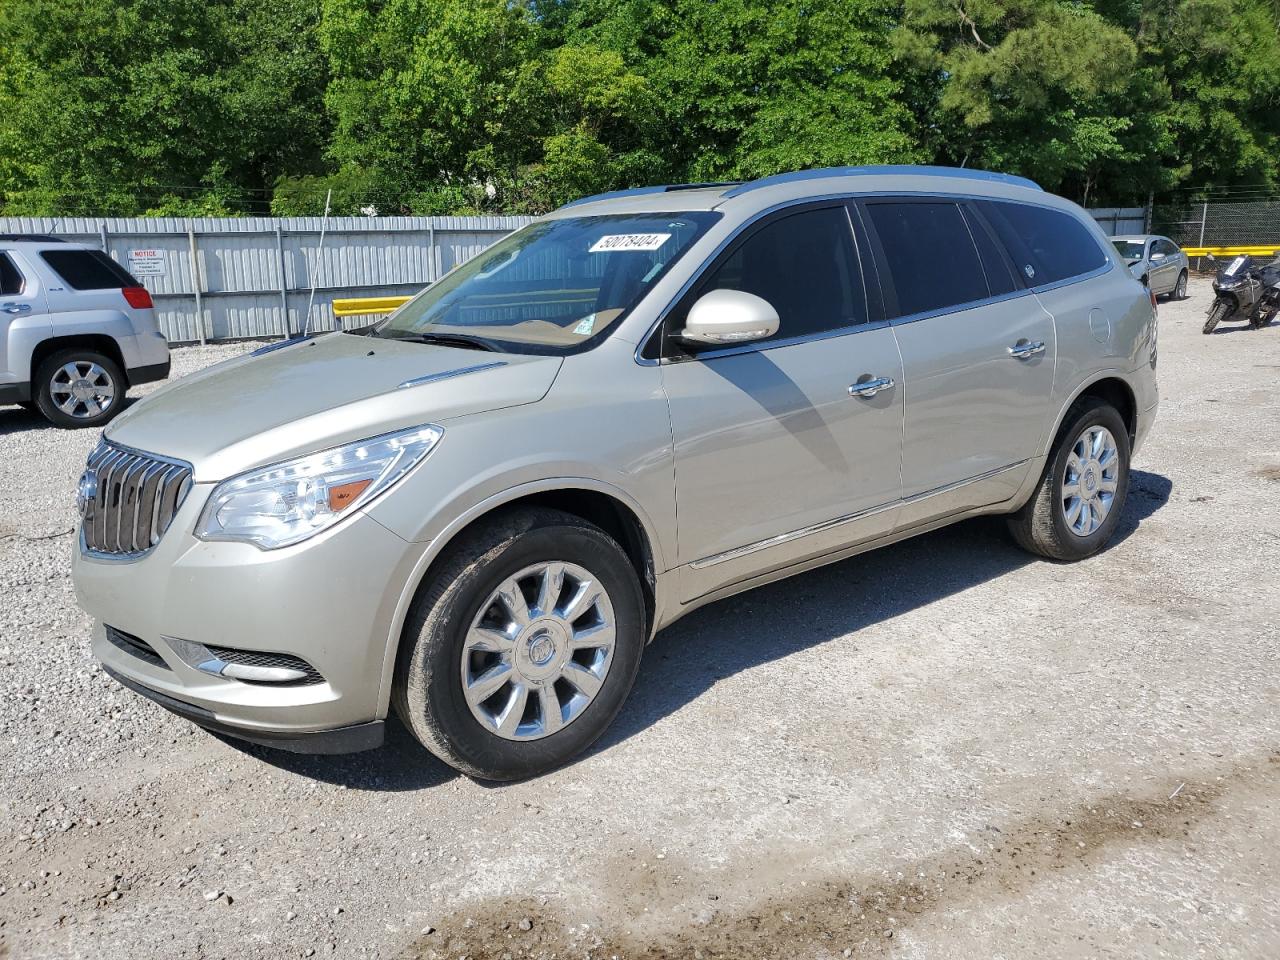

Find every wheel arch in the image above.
[374,478,665,718]
[31,334,129,387]
[1043,373,1138,456]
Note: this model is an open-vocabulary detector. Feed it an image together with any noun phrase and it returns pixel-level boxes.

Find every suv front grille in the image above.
[82,442,192,557]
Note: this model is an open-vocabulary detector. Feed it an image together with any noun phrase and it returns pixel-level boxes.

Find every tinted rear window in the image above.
[40,249,138,290]
[982,202,1108,285]
[0,253,23,295]
[963,207,1020,297]
[866,201,988,317]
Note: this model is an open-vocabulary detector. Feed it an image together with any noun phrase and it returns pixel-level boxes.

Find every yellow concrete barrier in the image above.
[1181,246,1280,258]
[332,295,413,318]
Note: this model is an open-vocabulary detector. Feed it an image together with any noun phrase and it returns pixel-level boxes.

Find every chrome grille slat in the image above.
[81,442,193,558]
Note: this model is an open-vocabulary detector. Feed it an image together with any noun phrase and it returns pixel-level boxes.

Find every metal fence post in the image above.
[98,220,110,256]
[1197,201,1209,272]
[275,225,289,338]
[428,223,436,281]
[187,224,206,346]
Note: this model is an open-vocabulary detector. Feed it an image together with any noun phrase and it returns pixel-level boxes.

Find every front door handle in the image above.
[1008,339,1046,359]
[848,376,895,398]
[1,302,32,315]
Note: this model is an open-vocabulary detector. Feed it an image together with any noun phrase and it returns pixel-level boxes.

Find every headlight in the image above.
[195,425,443,549]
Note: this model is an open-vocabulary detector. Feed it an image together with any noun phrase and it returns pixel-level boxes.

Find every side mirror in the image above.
[1150,252,1166,262]
[678,289,780,346]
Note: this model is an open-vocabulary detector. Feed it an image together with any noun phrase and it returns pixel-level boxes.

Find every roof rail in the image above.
[0,234,67,242]
[560,181,742,209]
[721,165,1042,198]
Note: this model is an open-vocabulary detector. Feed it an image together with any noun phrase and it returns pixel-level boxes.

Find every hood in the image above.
[107,333,563,481]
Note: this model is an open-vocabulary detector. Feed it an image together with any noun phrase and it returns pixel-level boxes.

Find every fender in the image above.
[371,475,670,718]
[1039,368,1138,460]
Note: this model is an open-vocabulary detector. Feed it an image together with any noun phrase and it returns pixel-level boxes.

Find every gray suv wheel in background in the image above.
[34,348,125,429]
[393,507,646,781]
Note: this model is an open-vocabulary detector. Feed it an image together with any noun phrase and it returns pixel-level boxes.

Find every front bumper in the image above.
[73,486,423,749]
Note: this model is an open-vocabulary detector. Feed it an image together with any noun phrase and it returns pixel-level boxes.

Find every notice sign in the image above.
[127,248,166,277]
[589,233,670,253]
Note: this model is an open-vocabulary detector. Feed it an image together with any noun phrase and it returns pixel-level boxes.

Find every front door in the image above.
[859,197,1057,522]
[656,203,905,602]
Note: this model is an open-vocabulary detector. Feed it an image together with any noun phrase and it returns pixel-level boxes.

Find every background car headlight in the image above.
[195,425,443,549]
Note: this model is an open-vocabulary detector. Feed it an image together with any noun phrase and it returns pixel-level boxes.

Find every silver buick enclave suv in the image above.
[72,166,1158,780]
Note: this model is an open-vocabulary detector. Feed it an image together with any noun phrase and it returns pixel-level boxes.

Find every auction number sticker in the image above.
[589,233,670,253]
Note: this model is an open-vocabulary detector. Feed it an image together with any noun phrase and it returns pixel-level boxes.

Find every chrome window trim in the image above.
[689,460,1027,569]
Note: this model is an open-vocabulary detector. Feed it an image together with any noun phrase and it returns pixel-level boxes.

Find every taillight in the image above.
[122,286,153,309]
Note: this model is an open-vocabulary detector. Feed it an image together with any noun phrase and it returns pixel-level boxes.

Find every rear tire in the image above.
[1007,400,1131,562]
[33,348,125,429]
[393,507,646,781]
[1173,270,1188,300]
[1203,301,1228,334]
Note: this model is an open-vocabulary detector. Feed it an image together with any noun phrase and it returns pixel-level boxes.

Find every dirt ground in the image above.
[1,278,1277,960]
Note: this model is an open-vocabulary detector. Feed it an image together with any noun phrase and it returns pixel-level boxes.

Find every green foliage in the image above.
[0,0,1276,215]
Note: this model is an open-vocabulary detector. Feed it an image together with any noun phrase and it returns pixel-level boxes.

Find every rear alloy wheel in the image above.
[1007,399,1131,561]
[34,348,125,429]
[394,507,646,781]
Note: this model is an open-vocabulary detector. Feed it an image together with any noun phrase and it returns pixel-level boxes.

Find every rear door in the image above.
[657,202,905,601]
[859,197,1056,522]
[0,250,53,389]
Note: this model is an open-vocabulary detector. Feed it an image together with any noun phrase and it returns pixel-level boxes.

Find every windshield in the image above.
[1111,240,1146,260]
[372,212,720,353]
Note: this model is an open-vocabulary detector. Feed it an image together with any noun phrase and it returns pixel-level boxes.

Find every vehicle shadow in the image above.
[0,396,140,437]
[592,468,1173,757]
[213,715,458,791]
[219,470,1171,789]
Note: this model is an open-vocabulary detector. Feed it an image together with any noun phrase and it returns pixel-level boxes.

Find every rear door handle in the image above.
[1,302,31,314]
[1008,339,1045,359]
[848,376,895,398]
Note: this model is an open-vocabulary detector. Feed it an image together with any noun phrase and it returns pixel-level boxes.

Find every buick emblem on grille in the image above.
[76,469,98,519]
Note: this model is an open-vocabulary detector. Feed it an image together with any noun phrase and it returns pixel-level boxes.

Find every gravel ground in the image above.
[1,281,1277,960]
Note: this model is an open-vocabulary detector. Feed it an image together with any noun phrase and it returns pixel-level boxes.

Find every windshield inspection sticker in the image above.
[589,233,671,253]
[573,314,597,335]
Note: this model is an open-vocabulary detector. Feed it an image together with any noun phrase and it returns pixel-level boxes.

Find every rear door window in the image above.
[687,204,866,344]
[0,253,24,295]
[962,206,1020,297]
[980,201,1108,286]
[39,249,138,290]
[864,200,989,318]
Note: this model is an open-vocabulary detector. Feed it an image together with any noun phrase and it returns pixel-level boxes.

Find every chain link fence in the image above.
[1152,200,1280,266]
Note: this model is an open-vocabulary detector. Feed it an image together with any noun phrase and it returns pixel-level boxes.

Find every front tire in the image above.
[1007,400,1131,562]
[33,348,125,429]
[1203,300,1229,334]
[1173,270,1188,300]
[393,507,646,781]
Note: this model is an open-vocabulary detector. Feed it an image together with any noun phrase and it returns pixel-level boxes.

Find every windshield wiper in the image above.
[391,332,500,352]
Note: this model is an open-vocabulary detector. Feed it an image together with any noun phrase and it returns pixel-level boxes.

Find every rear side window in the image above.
[693,205,865,342]
[981,201,1108,286]
[865,201,988,317]
[39,249,138,290]
[0,253,23,295]
[962,207,1020,297]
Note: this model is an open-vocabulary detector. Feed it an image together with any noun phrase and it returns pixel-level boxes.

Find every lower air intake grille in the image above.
[105,625,169,670]
[204,646,325,686]
[82,442,192,557]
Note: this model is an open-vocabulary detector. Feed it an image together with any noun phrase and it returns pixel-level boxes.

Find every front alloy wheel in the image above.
[394,507,646,781]
[461,562,616,741]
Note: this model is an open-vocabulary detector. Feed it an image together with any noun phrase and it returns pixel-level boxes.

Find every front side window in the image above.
[983,201,1108,285]
[0,253,23,295]
[372,213,719,354]
[40,249,138,290]
[686,205,865,345]
[866,201,988,317]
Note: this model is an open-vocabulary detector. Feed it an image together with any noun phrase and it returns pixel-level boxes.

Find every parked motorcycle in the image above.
[1203,254,1280,334]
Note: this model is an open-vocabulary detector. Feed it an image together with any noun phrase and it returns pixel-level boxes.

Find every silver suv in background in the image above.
[0,236,170,428]
[72,166,1158,781]
[1111,234,1190,300]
